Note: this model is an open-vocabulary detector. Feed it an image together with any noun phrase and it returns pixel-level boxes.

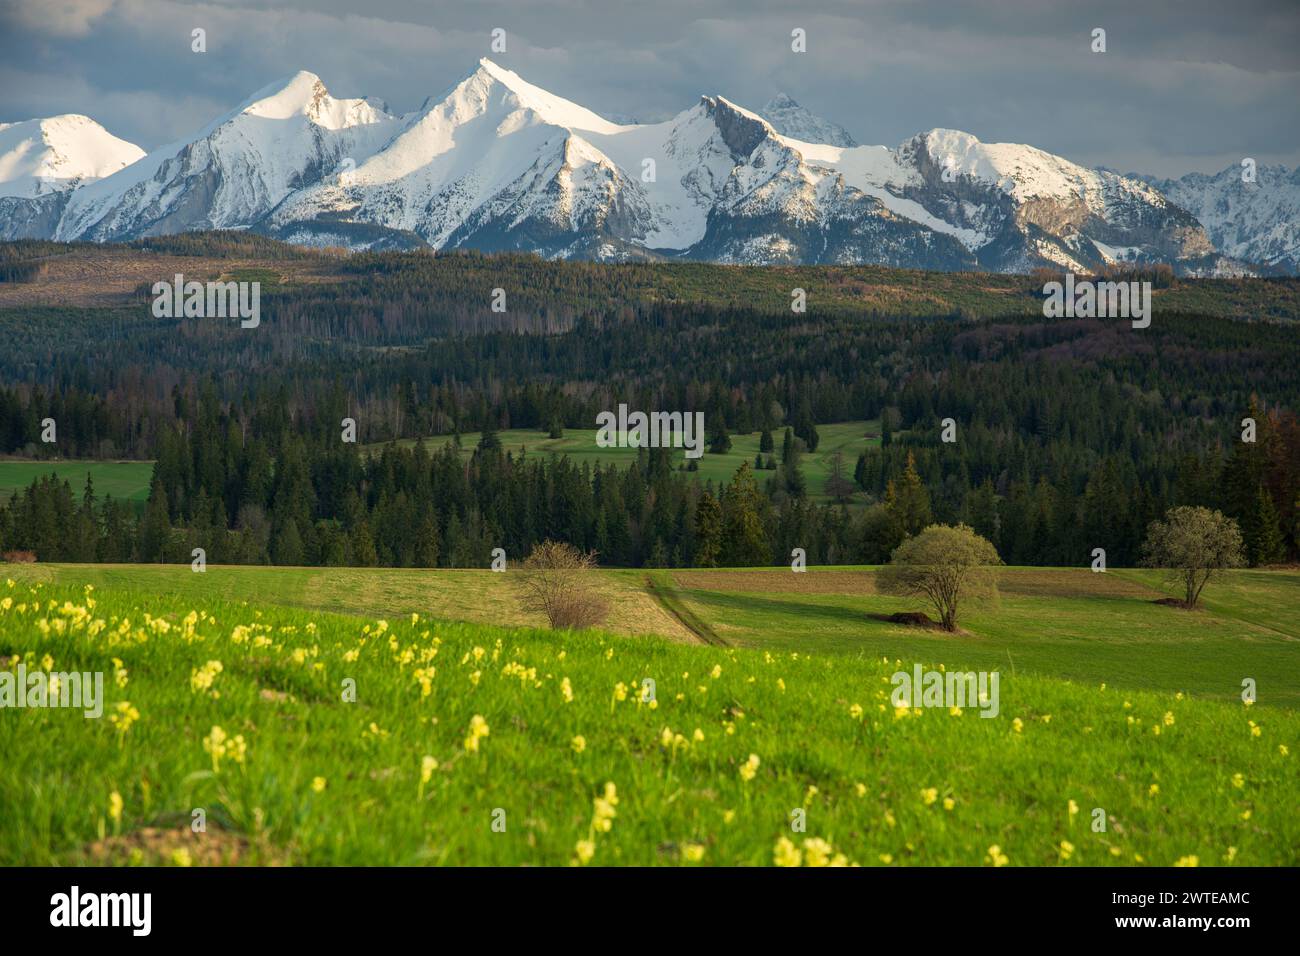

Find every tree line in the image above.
[2,397,1296,569]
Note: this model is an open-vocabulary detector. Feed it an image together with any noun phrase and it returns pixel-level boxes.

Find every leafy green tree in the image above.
[1141,506,1245,609]
[878,523,1002,631]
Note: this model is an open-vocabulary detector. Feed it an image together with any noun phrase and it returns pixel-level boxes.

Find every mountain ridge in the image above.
[1,60,1293,274]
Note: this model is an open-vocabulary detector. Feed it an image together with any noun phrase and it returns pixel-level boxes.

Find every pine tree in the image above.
[964,479,999,547]
[273,519,305,566]
[415,512,441,567]
[1251,484,1285,565]
[350,520,379,567]
[794,398,820,452]
[885,452,933,537]
[138,476,172,562]
[478,420,502,452]
[720,462,770,566]
[693,491,722,567]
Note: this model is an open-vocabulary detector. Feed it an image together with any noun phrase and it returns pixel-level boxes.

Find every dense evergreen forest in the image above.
[2,234,1298,569]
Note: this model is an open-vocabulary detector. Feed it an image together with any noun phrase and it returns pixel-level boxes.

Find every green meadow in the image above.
[0,460,153,505]
[0,563,1295,866]
[0,567,1294,874]
[370,420,880,505]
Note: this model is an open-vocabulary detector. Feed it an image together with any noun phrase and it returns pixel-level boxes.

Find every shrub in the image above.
[515,540,610,630]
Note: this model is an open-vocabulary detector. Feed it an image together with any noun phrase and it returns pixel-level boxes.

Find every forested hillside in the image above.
[2,234,1299,569]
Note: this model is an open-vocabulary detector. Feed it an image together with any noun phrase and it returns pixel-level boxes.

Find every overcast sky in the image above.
[2,0,1298,177]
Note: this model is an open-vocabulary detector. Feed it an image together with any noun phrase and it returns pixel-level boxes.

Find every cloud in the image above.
[2,0,116,37]
[0,0,1296,176]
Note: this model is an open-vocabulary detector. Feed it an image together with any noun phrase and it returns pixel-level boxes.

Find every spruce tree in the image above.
[720,462,770,566]
[1252,484,1285,565]
[693,491,722,567]
[885,452,933,537]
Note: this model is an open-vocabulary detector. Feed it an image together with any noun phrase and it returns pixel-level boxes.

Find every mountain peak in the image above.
[0,114,143,199]
[241,71,326,114]
[235,71,390,130]
[701,95,777,160]
[458,58,623,134]
[761,93,857,148]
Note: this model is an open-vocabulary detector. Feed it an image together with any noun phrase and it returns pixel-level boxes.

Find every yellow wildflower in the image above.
[773,836,802,868]
[464,714,490,753]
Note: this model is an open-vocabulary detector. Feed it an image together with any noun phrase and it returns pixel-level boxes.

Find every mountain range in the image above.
[1,59,1293,275]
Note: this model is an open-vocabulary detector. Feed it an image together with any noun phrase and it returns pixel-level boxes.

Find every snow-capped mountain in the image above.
[0,115,144,239]
[56,71,397,241]
[261,61,1211,270]
[761,94,856,148]
[3,59,1282,273]
[1142,164,1300,275]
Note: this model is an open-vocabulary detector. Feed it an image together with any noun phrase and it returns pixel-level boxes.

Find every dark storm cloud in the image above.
[1,0,1297,176]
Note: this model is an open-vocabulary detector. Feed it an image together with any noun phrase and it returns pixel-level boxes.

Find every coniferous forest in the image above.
[2,234,1299,570]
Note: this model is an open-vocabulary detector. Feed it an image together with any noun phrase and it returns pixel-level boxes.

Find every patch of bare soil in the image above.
[80,825,288,866]
[867,611,966,634]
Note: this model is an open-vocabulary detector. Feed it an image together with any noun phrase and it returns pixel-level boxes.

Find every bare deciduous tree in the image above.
[515,540,610,630]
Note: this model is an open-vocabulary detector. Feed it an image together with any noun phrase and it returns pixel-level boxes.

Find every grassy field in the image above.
[0,459,154,504]
[0,571,1295,867]
[9,562,1300,708]
[663,567,1300,708]
[370,420,880,505]
[4,563,697,644]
